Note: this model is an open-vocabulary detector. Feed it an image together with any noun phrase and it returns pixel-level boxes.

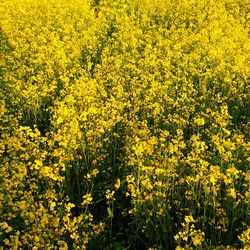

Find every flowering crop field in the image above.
[0,0,250,249]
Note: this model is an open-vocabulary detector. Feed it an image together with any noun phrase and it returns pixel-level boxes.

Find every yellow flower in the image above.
[192,233,203,246]
[185,215,195,223]
[82,194,93,206]
[228,188,237,199]
[194,117,205,126]
[105,189,115,200]
[114,178,121,190]
[50,202,56,211]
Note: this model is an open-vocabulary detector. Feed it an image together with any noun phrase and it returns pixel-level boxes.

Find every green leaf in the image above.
[107,207,114,218]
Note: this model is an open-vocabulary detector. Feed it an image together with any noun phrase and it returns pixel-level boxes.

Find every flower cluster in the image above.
[0,0,249,249]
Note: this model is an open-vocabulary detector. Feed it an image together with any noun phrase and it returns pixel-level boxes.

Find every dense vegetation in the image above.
[0,0,249,249]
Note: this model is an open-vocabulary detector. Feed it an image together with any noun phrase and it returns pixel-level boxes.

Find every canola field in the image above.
[0,0,250,249]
